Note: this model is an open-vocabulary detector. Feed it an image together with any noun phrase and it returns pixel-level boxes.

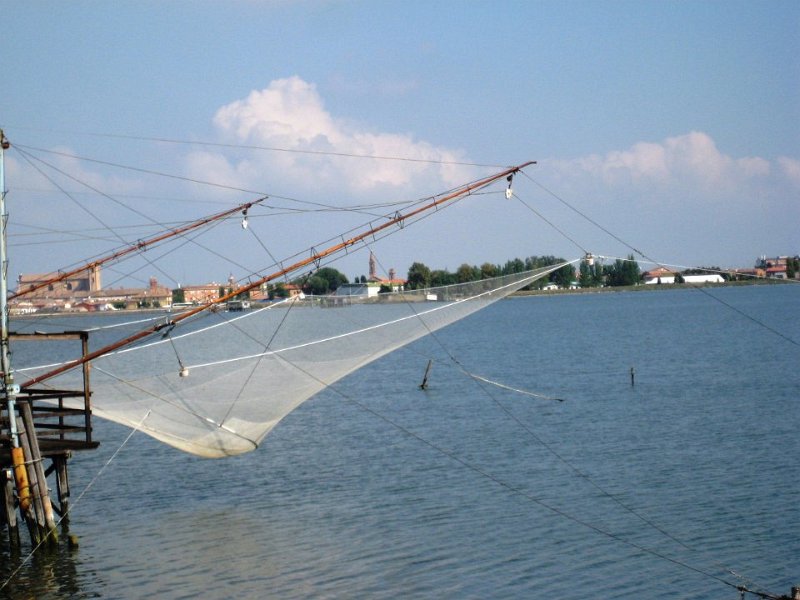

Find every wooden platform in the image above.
[1,330,98,542]
[0,392,97,467]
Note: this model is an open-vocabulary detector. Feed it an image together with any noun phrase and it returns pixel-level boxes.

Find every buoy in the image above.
[11,446,32,511]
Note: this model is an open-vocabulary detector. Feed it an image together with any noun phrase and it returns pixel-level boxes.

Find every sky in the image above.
[1,0,798,288]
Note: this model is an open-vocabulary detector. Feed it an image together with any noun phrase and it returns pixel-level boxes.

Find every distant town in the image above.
[9,253,798,315]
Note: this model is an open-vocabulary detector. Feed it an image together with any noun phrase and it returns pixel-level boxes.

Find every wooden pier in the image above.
[0,331,98,545]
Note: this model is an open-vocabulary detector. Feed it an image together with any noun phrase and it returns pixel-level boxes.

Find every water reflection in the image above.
[0,528,97,599]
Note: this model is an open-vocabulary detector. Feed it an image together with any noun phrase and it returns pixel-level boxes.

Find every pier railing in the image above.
[2,331,96,454]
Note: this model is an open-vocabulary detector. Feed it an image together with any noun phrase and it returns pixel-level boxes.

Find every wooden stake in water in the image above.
[420,360,434,390]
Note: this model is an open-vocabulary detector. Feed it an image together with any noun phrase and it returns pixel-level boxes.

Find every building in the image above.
[330,254,406,301]
[16,265,102,297]
[366,252,406,291]
[642,267,677,284]
[757,256,791,279]
[643,268,724,285]
[682,274,725,284]
[12,267,171,312]
[180,282,224,304]
[250,282,305,302]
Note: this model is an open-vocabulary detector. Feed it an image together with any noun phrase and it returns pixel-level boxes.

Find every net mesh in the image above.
[18,265,563,457]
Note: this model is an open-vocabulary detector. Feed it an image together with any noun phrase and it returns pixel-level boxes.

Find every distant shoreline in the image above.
[510,278,791,297]
[10,279,793,319]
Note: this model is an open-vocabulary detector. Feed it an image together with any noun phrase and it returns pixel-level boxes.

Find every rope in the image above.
[8,127,506,168]
[364,247,772,596]
[512,192,590,255]
[13,147,180,287]
[255,345,752,597]
[0,408,152,592]
[465,372,564,401]
[522,172,799,350]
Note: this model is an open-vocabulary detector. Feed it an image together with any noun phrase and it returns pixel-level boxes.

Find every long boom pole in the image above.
[21,161,535,389]
[10,197,266,301]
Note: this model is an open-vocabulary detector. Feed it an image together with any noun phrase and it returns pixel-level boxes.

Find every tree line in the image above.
[268,255,645,297]
[405,254,643,290]
[171,255,648,304]
[172,252,798,305]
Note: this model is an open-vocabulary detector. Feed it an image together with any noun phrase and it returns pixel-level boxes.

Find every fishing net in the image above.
[16,265,563,457]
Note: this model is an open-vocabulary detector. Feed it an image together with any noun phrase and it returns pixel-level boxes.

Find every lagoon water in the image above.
[1,284,798,599]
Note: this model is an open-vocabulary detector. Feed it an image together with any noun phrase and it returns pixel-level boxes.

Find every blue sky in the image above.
[2,1,798,287]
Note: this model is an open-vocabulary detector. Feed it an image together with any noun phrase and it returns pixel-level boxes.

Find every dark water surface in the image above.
[2,285,798,599]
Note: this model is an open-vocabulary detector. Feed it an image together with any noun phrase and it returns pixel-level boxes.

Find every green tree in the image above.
[502,258,525,275]
[307,276,329,295]
[579,261,603,287]
[269,283,290,299]
[310,267,348,293]
[480,262,498,279]
[605,255,641,286]
[787,257,799,279]
[430,269,456,287]
[407,262,432,289]
[551,264,576,288]
[456,263,480,283]
[172,288,185,303]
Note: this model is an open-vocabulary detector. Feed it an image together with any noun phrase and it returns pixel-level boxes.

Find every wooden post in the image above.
[81,332,92,443]
[19,402,58,541]
[3,469,20,548]
[630,366,635,386]
[420,360,433,390]
[2,467,19,540]
[53,455,71,524]
[0,469,6,528]
[16,415,43,545]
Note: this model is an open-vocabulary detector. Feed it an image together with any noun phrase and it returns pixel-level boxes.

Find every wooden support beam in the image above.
[82,333,92,444]
[2,468,19,545]
[0,469,6,528]
[19,402,59,542]
[9,332,86,341]
[16,416,43,545]
[53,455,70,524]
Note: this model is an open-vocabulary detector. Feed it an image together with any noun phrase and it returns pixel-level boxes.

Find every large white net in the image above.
[16,265,563,457]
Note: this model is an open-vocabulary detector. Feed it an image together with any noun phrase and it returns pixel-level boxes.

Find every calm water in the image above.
[2,285,798,599]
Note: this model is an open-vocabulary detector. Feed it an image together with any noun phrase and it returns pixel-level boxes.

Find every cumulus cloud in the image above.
[554,131,772,195]
[188,76,470,196]
[778,156,800,187]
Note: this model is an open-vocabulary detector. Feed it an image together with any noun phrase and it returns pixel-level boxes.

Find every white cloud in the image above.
[214,77,339,146]
[552,131,774,197]
[189,76,470,196]
[778,156,800,187]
